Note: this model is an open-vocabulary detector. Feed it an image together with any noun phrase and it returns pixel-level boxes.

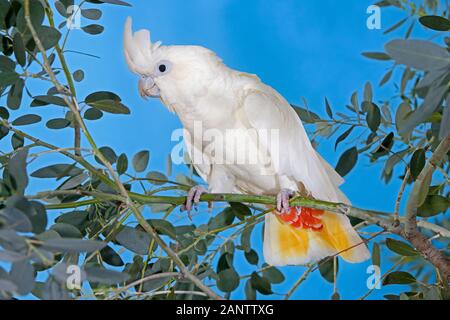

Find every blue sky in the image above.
[3,0,441,299]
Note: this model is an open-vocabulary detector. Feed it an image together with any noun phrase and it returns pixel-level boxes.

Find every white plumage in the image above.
[123,17,370,266]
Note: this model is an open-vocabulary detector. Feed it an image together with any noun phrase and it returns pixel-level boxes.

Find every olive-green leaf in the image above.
[262,265,285,284]
[13,33,26,67]
[31,95,67,107]
[146,171,167,185]
[82,24,104,35]
[383,271,416,285]
[335,147,358,177]
[46,118,70,129]
[385,238,418,256]
[385,39,450,71]
[95,146,117,165]
[365,102,381,132]
[73,69,84,82]
[335,126,355,150]
[291,104,321,123]
[11,114,41,126]
[116,226,151,255]
[81,8,102,20]
[361,52,391,61]
[83,108,103,120]
[116,153,128,175]
[419,15,450,31]
[132,150,150,172]
[418,195,449,217]
[87,99,130,114]
[8,149,28,194]
[36,26,61,50]
[410,149,425,180]
[318,258,338,283]
[217,268,239,293]
[31,164,83,178]
[244,249,259,265]
[372,243,381,268]
[250,272,272,295]
[100,246,124,267]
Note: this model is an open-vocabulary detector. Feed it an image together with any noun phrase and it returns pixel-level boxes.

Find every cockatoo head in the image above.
[123,17,222,107]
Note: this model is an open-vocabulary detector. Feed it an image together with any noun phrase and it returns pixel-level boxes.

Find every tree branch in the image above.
[404,133,450,280]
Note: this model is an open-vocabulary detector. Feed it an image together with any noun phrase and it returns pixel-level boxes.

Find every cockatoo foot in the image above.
[181,185,207,214]
[275,188,296,213]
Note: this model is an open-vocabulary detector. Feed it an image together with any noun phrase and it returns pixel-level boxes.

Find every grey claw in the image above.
[276,188,295,213]
[184,185,207,213]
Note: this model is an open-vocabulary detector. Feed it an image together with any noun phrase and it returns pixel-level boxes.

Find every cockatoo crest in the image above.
[123,17,162,75]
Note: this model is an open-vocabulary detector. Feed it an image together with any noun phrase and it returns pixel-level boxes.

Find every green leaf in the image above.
[245,279,256,300]
[147,219,176,239]
[116,153,128,175]
[50,223,82,238]
[81,8,102,20]
[0,72,19,89]
[11,133,24,150]
[13,33,26,67]
[46,118,70,129]
[73,69,84,82]
[85,91,121,103]
[365,102,381,132]
[82,24,104,35]
[132,150,150,172]
[146,171,167,185]
[229,202,252,220]
[87,99,130,114]
[240,224,255,253]
[115,226,151,255]
[334,126,355,150]
[95,146,117,165]
[383,271,416,285]
[31,164,83,178]
[364,81,373,102]
[318,258,338,283]
[250,272,272,295]
[291,104,321,123]
[10,260,35,295]
[385,39,450,71]
[379,69,393,86]
[11,114,41,126]
[418,195,449,217]
[384,17,408,34]
[8,149,28,194]
[7,78,24,110]
[410,149,425,180]
[42,238,106,253]
[361,52,391,60]
[335,147,358,177]
[83,108,103,120]
[36,26,61,50]
[262,265,285,284]
[419,15,450,31]
[208,208,235,231]
[31,95,67,107]
[372,243,381,268]
[386,238,418,256]
[324,97,333,118]
[244,249,259,265]
[100,246,124,267]
[55,211,88,229]
[217,268,239,293]
[0,207,32,232]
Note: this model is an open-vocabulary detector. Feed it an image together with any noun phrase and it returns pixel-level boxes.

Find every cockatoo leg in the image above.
[181,185,207,213]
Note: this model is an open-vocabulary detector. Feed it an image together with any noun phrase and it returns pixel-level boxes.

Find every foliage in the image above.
[0,0,448,300]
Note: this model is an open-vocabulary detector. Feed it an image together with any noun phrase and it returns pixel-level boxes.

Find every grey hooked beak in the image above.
[138,76,160,98]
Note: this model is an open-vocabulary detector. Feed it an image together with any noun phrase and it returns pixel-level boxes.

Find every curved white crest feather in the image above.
[123,17,162,75]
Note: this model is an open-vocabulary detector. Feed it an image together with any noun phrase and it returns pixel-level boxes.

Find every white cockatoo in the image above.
[123,17,370,266]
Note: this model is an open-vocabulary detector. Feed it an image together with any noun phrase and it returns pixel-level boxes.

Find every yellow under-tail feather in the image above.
[263,209,370,266]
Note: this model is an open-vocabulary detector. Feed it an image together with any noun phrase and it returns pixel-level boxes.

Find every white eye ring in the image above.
[155,60,172,76]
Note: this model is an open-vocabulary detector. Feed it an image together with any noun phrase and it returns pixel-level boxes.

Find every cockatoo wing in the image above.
[240,82,346,203]
[239,78,370,265]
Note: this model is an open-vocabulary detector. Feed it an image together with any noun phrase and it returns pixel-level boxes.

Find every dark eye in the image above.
[155,60,172,76]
